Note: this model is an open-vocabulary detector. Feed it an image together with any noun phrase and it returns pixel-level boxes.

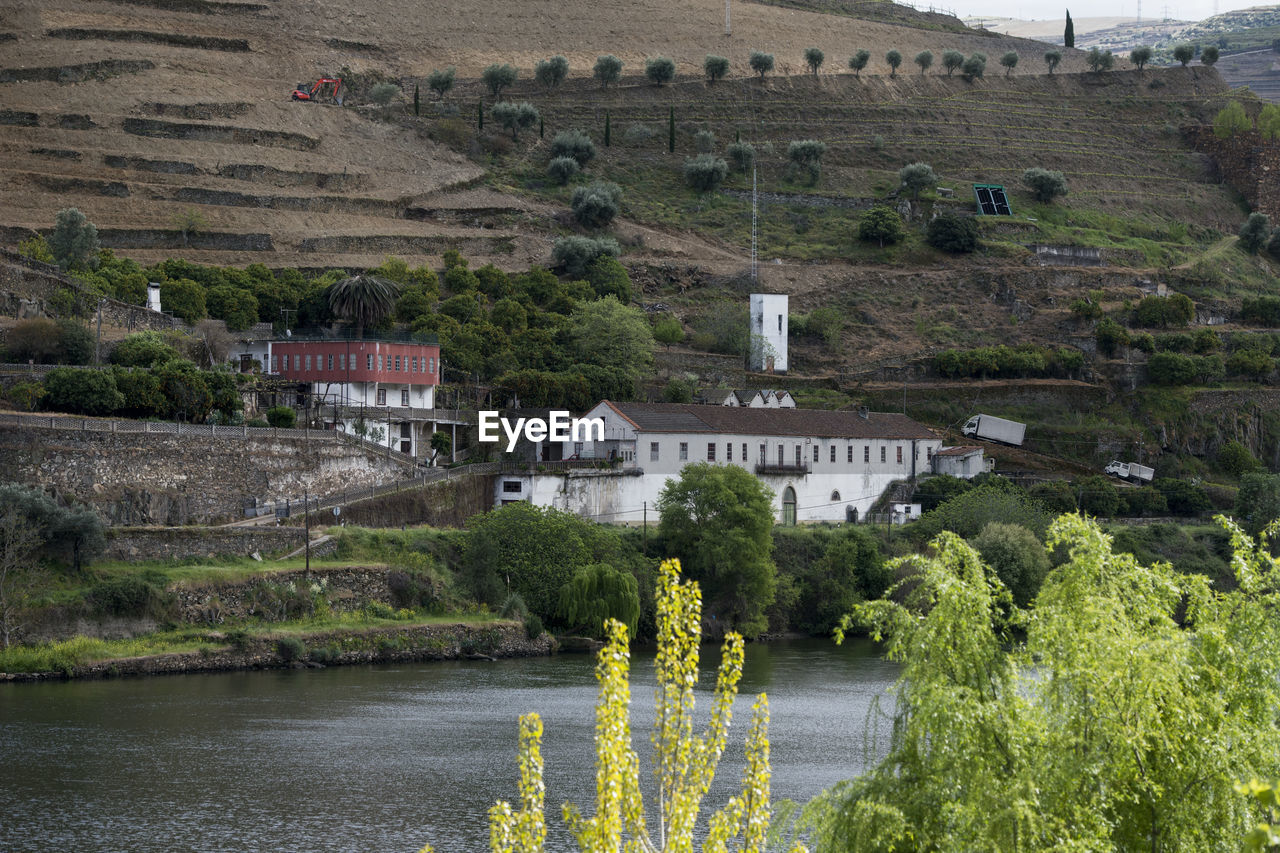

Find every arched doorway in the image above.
[846,505,859,523]
[782,486,797,526]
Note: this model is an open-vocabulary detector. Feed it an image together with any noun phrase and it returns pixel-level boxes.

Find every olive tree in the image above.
[899,162,938,199]
[593,54,622,88]
[645,55,675,86]
[1023,167,1068,203]
[787,139,826,185]
[726,141,755,172]
[915,50,933,75]
[1173,43,1195,66]
[1240,212,1271,254]
[849,49,871,77]
[571,181,623,229]
[942,49,964,76]
[704,54,729,83]
[886,49,902,77]
[1215,101,1253,138]
[534,55,569,89]
[48,208,99,271]
[491,101,539,140]
[551,235,620,277]
[858,205,905,247]
[1044,49,1062,73]
[1202,44,1220,66]
[804,46,825,75]
[1130,45,1153,70]
[547,156,580,185]
[962,53,986,79]
[683,154,728,192]
[749,50,775,78]
[1000,51,1018,76]
[427,66,456,99]
[369,82,398,106]
[551,129,596,166]
[1087,46,1115,72]
[481,63,518,97]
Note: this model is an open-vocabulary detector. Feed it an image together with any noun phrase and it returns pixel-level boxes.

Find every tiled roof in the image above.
[606,402,937,440]
[935,445,983,457]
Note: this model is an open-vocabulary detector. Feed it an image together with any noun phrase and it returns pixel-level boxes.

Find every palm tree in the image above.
[325,274,400,338]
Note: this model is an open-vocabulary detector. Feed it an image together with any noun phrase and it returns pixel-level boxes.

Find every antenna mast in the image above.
[751,165,758,283]
[725,0,731,35]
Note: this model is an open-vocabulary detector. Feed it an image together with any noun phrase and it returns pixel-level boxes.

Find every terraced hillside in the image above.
[1,0,1077,271]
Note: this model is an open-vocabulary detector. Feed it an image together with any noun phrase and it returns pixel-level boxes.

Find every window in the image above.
[503,480,522,494]
[395,356,401,371]
[880,446,886,463]
[759,443,766,463]
[896,446,903,464]
[378,355,383,371]
[327,354,333,370]
[271,355,279,372]
[401,390,410,407]
[707,443,716,461]
[777,314,783,333]
[847,445,853,463]
[338,354,345,370]
[742,443,747,461]
[411,357,418,372]
[795,445,802,466]
[813,445,819,463]
[864,445,870,464]
[726,443,733,462]
[376,388,386,406]
[830,446,836,463]
[831,490,841,502]
[367,354,373,370]
[679,442,688,461]
[777,444,784,465]
[650,442,660,462]
[305,355,312,371]
[927,446,934,461]
[782,486,796,526]
[429,357,435,375]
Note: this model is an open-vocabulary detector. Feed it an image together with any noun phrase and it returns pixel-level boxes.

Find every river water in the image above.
[0,638,897,852]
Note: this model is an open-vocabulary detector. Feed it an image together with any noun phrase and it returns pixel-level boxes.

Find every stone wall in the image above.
[105,526,306,562]
[335,472,495,528]
[0,425,414,524]
[1188,127,1280,220]
[173,565,399,622]
[0,250,175,330]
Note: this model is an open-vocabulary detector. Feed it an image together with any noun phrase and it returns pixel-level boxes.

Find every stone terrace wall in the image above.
[0,251,176,330]
[0,425,412,525]
[105,526,306,562]
[335,473,494,528]
[1188,127,1280,221]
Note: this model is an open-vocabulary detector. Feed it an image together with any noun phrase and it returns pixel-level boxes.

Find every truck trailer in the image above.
[960,414,1026,447]
[1104,461,1155,483]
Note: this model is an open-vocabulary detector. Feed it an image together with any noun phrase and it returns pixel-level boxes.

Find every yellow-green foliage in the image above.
[474,558,804,853]
[1215,101,1253,139]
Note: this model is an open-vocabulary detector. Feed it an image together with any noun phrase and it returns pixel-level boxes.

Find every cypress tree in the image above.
[478,100,484,130]
[413,83,420,116]
[1064,10,1075,48]
[605,111,611,146]
[539,117,544,139]
[735,128,741,143]
[668,106,675,154]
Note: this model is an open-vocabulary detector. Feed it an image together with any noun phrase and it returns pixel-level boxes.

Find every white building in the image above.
[715,389,796,408]
[931,446,988,479]
[496,401,942,525]
[749,293,788,373]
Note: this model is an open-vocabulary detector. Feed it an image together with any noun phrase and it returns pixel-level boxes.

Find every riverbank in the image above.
[0,620,555,682]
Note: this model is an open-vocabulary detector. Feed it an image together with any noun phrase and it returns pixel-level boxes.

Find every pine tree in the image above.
[1064,9,1075,48]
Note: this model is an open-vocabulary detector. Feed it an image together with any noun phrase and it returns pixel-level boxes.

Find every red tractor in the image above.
[291,78,343,104]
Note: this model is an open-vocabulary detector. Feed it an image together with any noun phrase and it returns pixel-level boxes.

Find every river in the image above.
[0,637,897,852]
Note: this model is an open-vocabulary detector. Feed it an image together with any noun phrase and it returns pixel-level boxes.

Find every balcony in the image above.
[755,462,811,475]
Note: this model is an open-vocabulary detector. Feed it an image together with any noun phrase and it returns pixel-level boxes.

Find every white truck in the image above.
[1104,461,1155,483]
[961,414,1026,447]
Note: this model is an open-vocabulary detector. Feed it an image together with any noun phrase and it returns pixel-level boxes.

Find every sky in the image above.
[947,0,1271,24]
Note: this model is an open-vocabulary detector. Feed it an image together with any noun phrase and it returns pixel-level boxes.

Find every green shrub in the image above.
[786,140,826,185]
[927,213,979,253]
[645,56,676,86]
[491,101,539,140]
[276,636,306,662]
[547,156,580,185]
[534,55,569,89]
[593,54,622,88]
[481,63,518,97]
[1023,168,1068,203]
[749,51,775,78]
[49,208,100,271]
[265,405,296,428]
[1147,352,1198,385]
[961,54,986,79]
[551,235,620,277]
[570,181,622,229]
[726,141,755,173]
[683,154,729,192]
[973,522,1049,606]
[369,82,398,106]
[524,613,544,640]
[43,367,124,416]
[87,573,174,620]
[427,66,456,98]
[857,206,903,248]
[704,54,729,83]
[1133,294,1194,328]
[1239,212,1271,254]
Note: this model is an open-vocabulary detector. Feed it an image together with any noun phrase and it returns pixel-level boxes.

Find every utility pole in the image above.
[94,298,105,364]
[642,501,648,555]
[304,487,311,573]
[725,0,731,35]
[751,166,758,284]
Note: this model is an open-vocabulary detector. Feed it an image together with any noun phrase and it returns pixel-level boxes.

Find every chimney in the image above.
[147,283,162,313]
[858,406,869,419]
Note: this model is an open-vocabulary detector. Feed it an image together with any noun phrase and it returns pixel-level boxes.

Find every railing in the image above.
[498,459,642,474]
[755,462,811,475]
[254,461,502,519]
[333,428,418,467]
[0,362,112,375]
[0,411,334,438]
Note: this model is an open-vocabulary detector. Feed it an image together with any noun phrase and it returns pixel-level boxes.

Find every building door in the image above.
[782,487,796,526]
[400,422,412,455]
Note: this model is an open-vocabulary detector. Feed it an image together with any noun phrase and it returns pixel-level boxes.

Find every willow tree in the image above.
[325,274,400,339]
[808,515,1280,851]
[423,559,804,853]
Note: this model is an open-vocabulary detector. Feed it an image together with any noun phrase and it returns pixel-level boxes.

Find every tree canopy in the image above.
[657,463,776,637]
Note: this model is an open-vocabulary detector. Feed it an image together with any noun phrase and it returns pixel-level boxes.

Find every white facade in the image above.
[504,402,942,525]
[931,446,987,479]
[749,293,788,373]
[718,389,796,408]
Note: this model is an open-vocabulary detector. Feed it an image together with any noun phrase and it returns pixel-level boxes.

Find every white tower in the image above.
[749,293,788,373]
